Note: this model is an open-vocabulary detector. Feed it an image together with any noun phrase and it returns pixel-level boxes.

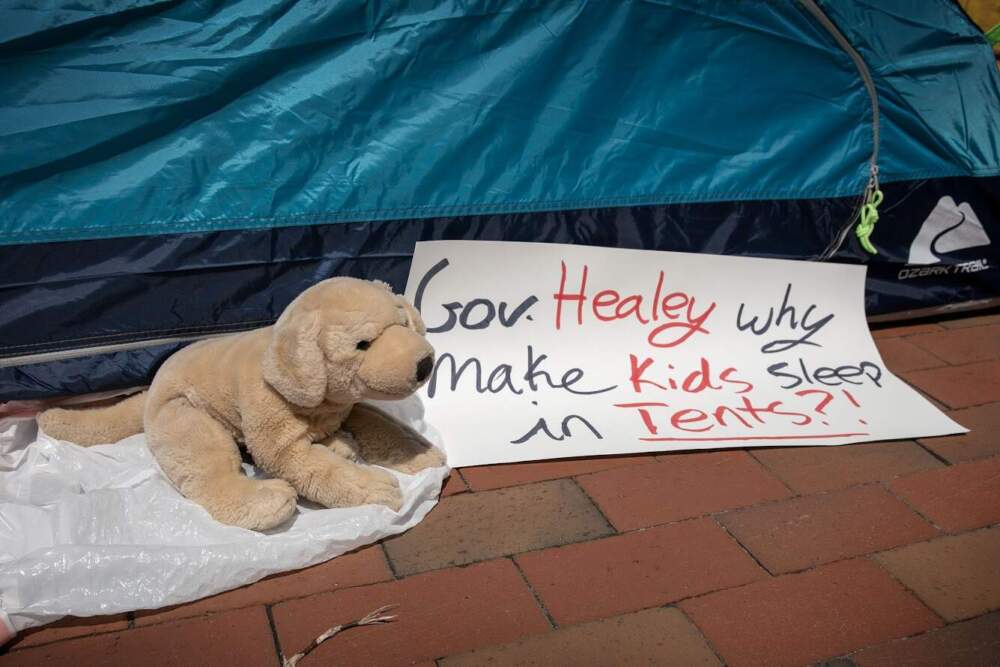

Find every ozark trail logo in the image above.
[899,196,991,280]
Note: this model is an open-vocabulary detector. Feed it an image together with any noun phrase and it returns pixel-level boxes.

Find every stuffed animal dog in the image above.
[38,278,445,530]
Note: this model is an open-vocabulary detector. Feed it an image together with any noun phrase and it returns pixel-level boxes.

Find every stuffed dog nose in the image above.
[415,354,434,383]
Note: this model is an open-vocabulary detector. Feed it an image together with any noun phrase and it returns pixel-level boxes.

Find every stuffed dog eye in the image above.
[356,340,371,351]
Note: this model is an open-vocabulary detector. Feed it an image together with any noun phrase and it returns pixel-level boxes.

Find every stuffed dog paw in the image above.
[37,278,445,531]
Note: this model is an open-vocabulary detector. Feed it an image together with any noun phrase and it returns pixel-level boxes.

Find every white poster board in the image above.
[404,241,965,468]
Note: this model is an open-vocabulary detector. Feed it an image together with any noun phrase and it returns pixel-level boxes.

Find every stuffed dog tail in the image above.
[37,391,147,447]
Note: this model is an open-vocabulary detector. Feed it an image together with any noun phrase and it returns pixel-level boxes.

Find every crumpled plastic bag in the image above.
[0,398,448,641]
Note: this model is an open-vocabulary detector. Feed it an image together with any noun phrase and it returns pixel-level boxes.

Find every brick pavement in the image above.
[3,311,999,666]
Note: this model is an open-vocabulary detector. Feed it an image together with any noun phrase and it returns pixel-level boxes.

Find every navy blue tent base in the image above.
[3,174,997,400]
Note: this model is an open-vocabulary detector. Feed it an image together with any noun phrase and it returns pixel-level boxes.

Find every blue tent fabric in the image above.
[1,0,998,400]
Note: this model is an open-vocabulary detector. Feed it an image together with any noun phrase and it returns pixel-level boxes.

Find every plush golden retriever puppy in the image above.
[38,278,445,530]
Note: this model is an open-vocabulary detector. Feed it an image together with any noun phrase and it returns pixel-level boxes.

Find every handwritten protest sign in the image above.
[404,241,965,467]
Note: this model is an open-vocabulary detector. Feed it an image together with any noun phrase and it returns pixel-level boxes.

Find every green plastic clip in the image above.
[855,187,883,255]
[985,22,1000,46]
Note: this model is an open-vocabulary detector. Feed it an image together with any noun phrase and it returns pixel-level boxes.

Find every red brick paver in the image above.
[515,518,766,626]
[577,451,791,531]
[1,607,277,667]
[875,527,1000,622]
[271,559,549,666]
[903,360,1000,408]
[853,611,1000,666]
[890,455,1000,532]
[460,454,652,491]
[919,402,1000,463]
[440,607,721,666]
[441,470,469,496]
[875,337,946,372]
[749,440,942,494]
[871,322,944,339]
[382,479,612,576]
[680,559,942,667]
[5,615,128,651]
[909,324,1000,365]
[941,312,1000,328]
[719,485,938,573]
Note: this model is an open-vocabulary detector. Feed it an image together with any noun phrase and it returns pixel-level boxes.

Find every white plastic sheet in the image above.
[0,398,448,640]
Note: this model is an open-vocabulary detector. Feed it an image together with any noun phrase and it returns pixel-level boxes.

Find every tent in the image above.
[1,0,998,401]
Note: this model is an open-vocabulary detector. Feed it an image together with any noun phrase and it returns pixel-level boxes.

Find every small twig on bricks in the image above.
[281,604,398,667]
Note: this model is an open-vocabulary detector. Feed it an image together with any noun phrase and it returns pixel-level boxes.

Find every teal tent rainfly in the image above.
[1,0,998,399]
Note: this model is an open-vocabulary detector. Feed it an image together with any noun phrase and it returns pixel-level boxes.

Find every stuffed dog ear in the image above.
[262,310,327,407]
[373,280,426,335]
[399,298,427,336]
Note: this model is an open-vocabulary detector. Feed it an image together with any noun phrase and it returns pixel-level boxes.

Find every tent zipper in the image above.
[797,0,882,259]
